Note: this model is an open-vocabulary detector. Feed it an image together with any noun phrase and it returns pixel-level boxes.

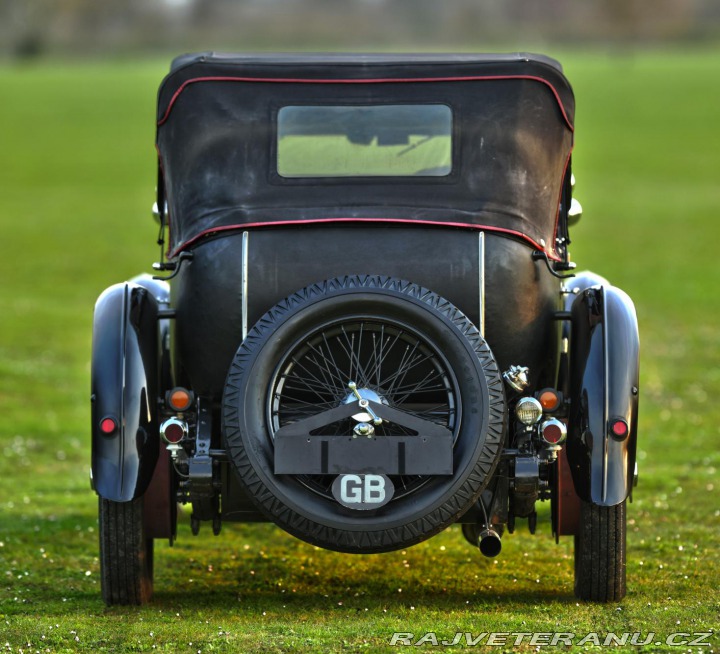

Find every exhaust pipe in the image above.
[478,528,502,558]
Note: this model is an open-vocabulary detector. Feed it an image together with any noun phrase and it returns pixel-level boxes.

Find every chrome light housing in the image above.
[160,417,189,444]
[540,417,567,445]
[515,397,543,425]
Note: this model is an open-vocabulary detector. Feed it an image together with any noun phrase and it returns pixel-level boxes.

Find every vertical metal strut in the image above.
[479,231,486,337]
[242,231,249,341]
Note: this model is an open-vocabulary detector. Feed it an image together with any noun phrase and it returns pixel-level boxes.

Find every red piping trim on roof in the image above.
[168,217,561,261]
[157,75,574,131]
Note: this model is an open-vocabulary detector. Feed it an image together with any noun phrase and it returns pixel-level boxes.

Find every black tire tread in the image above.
[99,497,153,605]
[574,500,626,602]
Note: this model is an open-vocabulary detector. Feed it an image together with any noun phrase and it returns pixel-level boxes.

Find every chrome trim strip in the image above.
[242,231,249,341]
[119,284,128,494]
[602,285,609,504]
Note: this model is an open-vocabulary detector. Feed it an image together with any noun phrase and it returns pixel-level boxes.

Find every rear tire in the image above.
[574,500,626,602]
[99,497,154,605]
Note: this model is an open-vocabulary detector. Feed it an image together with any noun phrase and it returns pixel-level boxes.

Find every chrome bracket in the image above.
[503,365,530,393]
[348,381,383,426]
[188,399,214,498]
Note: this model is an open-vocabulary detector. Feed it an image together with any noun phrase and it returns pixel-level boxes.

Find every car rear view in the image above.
[91,52,639,605]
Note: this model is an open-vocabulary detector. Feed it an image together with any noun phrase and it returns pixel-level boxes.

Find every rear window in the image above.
[277,105,452,178]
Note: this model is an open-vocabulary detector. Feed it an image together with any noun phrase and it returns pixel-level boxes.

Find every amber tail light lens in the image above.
[167,387,194,412]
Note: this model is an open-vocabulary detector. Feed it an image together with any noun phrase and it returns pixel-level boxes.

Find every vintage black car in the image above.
[91,53,639,605]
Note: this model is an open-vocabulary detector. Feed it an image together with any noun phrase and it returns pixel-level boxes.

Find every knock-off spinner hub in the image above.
[343,382,386,424]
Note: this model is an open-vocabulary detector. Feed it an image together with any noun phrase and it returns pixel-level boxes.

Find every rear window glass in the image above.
[277,105,452,178]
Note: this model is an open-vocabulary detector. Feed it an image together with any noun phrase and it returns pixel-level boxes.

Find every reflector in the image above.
[99,417,117,434]
[538,389,560,411]
[164,422,185,443]
[168,387,193,411]
[610,419,629,439]
[539,418,566,445]
[160,417,188,444]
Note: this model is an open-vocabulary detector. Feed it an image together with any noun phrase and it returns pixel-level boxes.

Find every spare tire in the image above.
[222,276,505,552]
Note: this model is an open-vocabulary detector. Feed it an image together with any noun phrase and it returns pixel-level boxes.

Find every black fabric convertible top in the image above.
[156,52,575,258]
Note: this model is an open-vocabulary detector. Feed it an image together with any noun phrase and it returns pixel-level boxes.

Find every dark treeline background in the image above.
[3,0,720,59]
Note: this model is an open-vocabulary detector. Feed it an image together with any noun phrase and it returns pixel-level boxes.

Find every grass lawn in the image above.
[0,48,719,652]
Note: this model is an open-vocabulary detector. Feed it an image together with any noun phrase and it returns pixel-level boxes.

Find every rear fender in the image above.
[562,271,610,317]
[132,274,173,392]
[567,284,639,506]
[91,281,161,501]
[557,271,610,396]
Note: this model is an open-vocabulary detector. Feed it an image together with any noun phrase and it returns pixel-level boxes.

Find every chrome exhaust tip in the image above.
[478,528,502,558]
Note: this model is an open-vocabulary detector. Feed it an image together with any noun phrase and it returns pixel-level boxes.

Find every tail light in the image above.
[537,388,561,412]
[540,418,567,445]
[160,417,188,444]
[166,387,194,412]
[99,416,118,435]
[609,418,629,440]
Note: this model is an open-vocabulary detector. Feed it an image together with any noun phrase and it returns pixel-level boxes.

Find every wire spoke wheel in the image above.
[269,318,459,499]
[222,276,506,553]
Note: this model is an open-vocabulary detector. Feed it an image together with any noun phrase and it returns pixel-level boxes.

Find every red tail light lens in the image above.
[540,418,567,445]
[99,417,118,435]
[609,419,629,439]
[160,417,188,444]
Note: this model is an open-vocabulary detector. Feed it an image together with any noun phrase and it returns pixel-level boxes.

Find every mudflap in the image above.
[552,446,581,539]
[91,281,161,502]
[567,282,639,506]
[143,445,176,541]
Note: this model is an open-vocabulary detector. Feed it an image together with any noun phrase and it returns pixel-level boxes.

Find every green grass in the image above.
[1,49,719,653]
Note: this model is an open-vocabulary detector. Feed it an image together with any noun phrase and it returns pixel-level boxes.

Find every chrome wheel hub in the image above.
[343,385,387,423]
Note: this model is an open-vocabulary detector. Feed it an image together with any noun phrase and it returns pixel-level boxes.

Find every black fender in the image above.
[557,271,610,396]
[131,274,173,393]
[567,283,639,506]
[91,279,165,501]
[562,271,610,316]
